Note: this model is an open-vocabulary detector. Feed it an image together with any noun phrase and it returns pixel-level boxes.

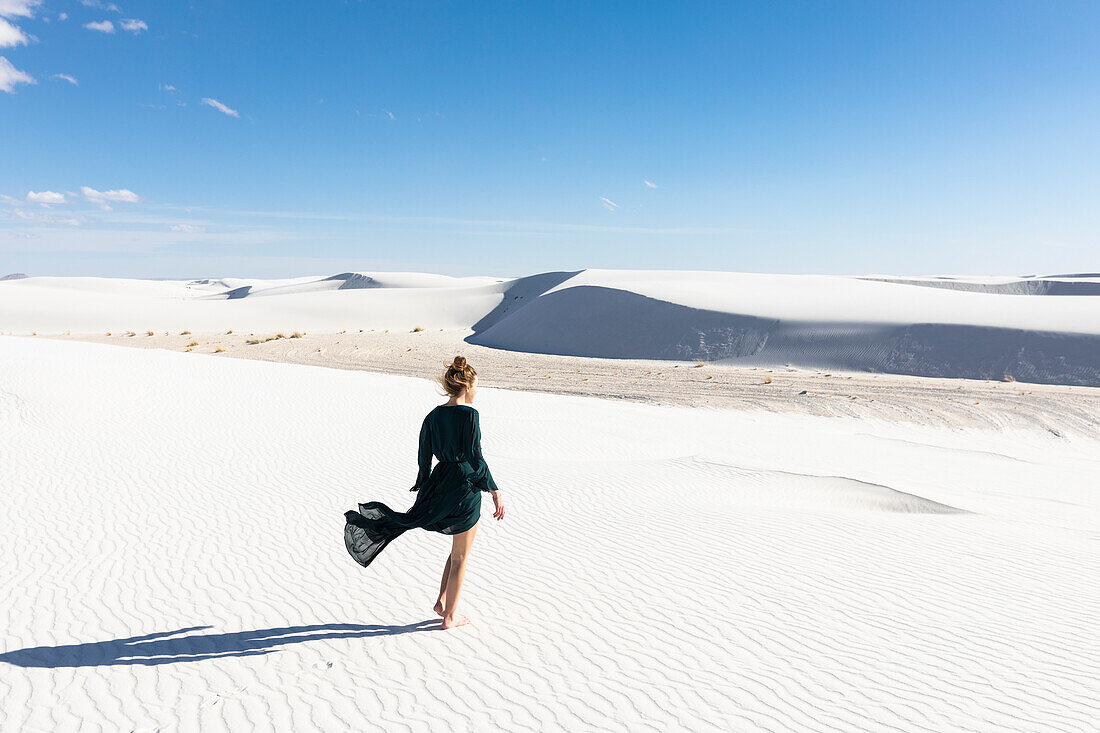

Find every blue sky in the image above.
[1,1,1098,278]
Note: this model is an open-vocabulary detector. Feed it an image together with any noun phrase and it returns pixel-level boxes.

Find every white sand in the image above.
[2,336,1098,731]
[3,269,1098,385]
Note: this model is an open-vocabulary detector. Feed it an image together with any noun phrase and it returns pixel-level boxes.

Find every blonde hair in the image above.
[440,355,477,397]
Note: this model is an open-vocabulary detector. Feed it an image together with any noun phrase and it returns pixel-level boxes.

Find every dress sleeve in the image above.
[467,411,499,493]
[411,414,432,491]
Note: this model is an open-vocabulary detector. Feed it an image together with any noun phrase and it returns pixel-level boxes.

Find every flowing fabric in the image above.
[343,405,498,568]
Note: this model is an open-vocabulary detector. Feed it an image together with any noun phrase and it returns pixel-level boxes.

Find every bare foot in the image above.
[441,614,470,630]
[433,600,445,617]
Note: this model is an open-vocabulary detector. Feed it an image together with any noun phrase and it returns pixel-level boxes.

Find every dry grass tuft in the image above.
[214,346,226,353]
[1003,374,1016,382]
[763,375,773,384]
[186,340,199,347]
[246,337,262,345]
[412,326,424,332]
[226,329,233,335]
[693,359,705,368]
[146,330,154,336]
[290,331,304,338]
[180,330,191,335]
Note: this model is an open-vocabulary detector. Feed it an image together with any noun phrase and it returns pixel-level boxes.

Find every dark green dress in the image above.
[343,405,499,568]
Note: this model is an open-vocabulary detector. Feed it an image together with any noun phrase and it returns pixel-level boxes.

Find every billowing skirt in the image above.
[343,464,482,568]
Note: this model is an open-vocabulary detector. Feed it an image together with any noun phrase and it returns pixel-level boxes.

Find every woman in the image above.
[343,356,505,630]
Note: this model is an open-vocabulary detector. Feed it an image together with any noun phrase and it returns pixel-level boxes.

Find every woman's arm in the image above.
[467,412,499,493]
[411,415,432,491]
[469,412,505,520]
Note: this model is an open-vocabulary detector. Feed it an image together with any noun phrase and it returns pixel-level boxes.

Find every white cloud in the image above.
[57,12,66,21]
[0,17,28,47]
[26,190,66,205]
[383,109,395,120]
[81,186,141,210]
[644,180,658,189]
[0,1,40,19]
[201,97,239,118]
[600,197,619,211]
[119,18,146,33]
[170,223,205,233]
[84,20,114,33]
[0,55,34,92]
[52,73,77,85]
[160,83,176,92]
[80,0,119,11]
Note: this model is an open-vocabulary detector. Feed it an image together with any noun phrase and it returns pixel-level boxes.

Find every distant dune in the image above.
[2,269,1098,386]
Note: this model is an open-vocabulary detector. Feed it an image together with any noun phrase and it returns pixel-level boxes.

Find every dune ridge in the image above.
[2,269,1098,385]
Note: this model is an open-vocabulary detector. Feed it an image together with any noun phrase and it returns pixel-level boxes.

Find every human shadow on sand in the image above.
[0,621,439,668]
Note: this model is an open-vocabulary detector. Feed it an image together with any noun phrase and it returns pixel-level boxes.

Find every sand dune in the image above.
[1,336,1097,731]
[2,269,1098,385]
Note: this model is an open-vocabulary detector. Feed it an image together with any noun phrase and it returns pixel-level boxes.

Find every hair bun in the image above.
[451,355,467,369]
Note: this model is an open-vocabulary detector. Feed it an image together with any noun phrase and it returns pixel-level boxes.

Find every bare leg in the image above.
[434,555,451,616]
[441,523,478,630]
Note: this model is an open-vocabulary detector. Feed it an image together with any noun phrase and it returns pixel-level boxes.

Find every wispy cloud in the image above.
[170,223,206,233]
[52,72,77,85]
[600,197,619,212]
[0,16,28,47]
[26,190,67,205]
[7,208,83,226]
[84,19,114,33]
[201,97,239,118]
[644,180,658,189]
[57,12,66,21]
[119,18,146,34]
[0,1,41,19]
[81,186,141,210]
[79,0,119,11]
[0,55,34,92]
[160,83,176,92]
